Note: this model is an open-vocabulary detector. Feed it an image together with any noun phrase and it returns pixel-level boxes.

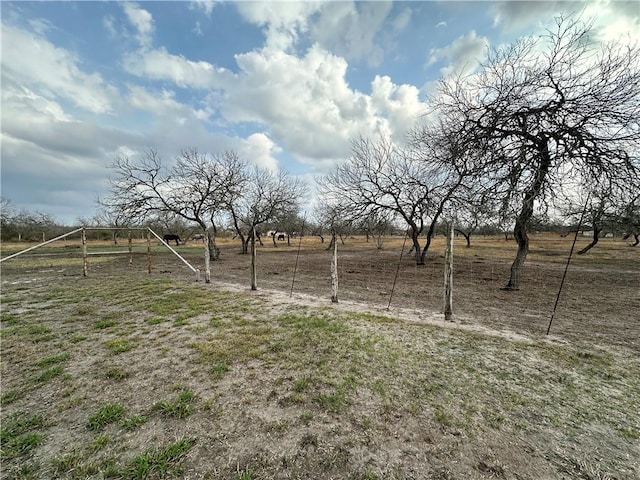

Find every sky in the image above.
[1,1,638,225]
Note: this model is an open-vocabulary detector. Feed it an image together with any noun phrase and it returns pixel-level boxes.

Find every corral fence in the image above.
[0,227,200,281]
[1,229,638,351]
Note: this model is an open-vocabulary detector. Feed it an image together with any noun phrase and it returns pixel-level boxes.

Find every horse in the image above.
[163,234,181,246]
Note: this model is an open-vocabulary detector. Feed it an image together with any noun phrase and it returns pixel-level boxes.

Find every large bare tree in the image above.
[104,148,245,264]
[437,17,640,289]
[320,136,467,265]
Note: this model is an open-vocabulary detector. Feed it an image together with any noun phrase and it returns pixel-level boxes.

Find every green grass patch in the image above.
[94,319,118,329]
[87,403,126,431]
[0,389,24,406]
[1,312,21,324]
[210,362,229,379]
[617,426,640,439]
[34,365,65,383]
[153,388,196,419]
[89,434,109,452]
[121,414,147,431]
[105,338,134,354]
[125,437,196,479]
[0,414,46,460]
[36,352,71,367]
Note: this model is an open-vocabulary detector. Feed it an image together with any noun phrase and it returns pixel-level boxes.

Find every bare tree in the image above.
[619,194,640,247]
[84,204,138,244]
[313,203,353,250]
[226,167,307,254]
[358,211,394,249]
[104,148,245,263]
[437,17,640,289]
[320,137,467,265]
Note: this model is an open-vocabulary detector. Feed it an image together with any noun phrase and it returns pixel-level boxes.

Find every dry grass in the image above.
[1,235,639,479]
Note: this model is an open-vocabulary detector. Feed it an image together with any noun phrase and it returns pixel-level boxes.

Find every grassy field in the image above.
[1,235,639,479]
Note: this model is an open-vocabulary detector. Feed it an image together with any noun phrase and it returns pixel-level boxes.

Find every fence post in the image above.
[204,232,211,283]
[251,227,257,291]
[146,229,152,274]
[128,231,133,266]
[82,228,88,277]
[331,231,338,303]
[444,223,454,321]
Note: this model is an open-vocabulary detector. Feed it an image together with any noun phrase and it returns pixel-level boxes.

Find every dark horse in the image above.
[163,234,181,246]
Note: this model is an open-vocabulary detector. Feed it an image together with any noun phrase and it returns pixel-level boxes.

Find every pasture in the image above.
[1,234,639,479]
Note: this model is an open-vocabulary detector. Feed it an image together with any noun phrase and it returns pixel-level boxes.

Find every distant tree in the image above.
[358,211,394,249]
[80,204,138,244]
[270,211,307,247]
[0,198,61,242]
[437,17,640,289]
[312,203,353,250]
[1,197,16,240]
[226,167,307,254]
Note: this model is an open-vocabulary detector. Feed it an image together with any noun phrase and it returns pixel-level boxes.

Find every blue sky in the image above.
[1,1,638,224]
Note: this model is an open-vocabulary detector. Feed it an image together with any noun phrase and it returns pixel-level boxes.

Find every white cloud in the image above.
[189,0,216,17]
[427,30,488,78]
[125,85,214,131]
[0,23,114,114]
[123,39,427,168]
[123,47,232,88]
[242,133,281,172]
[370,76,425,140]
[235,1,322,51]
[103,15,117,37]
[221,44,426,164]
[310,1,393,66]
[583,0,640,44]
[393,7,412,32]
[491,1,570,33]
[122,2,154,47]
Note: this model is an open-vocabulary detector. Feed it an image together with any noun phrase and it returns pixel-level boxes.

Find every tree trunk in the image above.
[240,234,248,254]
[411,232,423,265]
[455,229,472,248]
[208,233,220,261]
[504,219,529,291]
[326,233,335,251]
[503,139,551,290]
[577,225,601,255]
[419,215,442,265]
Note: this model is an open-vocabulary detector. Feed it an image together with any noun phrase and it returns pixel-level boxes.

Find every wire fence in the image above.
[1,233,638,352]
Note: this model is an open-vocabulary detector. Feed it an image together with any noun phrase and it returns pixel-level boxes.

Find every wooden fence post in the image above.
[128,231,133,266]
[82,228,88,277]
[444,223,454,321]
[146,229,152,274]
[251,227,257,291]
[331,230,338,303]
[204,232,211,283]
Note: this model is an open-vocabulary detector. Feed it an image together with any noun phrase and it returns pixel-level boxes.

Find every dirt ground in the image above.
[1,233,639,479]
[3,233,638,352]
[144,233,639,353]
